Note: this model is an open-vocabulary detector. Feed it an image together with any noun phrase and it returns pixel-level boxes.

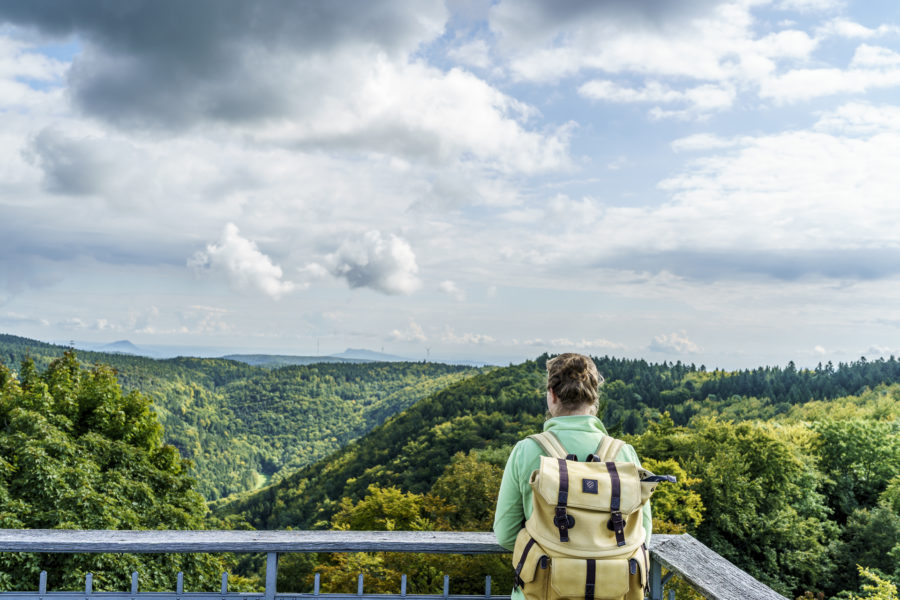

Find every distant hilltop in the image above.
[29,334,496,367]
[330,348,410,361]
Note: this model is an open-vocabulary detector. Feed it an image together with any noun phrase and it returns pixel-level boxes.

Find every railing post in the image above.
[131,572,138,596]
[265,552,278,600]
[85,573,92,597]
[38,572,47,598]
[649,557,662,600]
[221,572,228,595]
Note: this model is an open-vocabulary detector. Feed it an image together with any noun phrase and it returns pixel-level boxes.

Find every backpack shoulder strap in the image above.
[595,435,626,462]
[527,431,568,458]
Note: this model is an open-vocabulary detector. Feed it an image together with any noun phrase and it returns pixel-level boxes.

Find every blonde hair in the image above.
[546,353,603,412]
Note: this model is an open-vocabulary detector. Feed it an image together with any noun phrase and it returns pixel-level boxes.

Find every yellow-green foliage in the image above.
[849,567,898,600]
[784,385,900,423]
[640,457,703,534]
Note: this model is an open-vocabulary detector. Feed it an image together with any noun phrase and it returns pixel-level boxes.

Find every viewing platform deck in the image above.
[0,529,787,600]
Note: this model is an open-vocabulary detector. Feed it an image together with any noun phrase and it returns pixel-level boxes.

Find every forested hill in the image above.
[214,355,900,598]
[212,360,546,528]
[211,351,900,528]
[0,334,477,499]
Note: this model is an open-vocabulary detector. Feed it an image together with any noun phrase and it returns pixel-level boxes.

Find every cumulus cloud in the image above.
[0,312,50,327]
[178,305,231,334]
[127,306,160,334]
[649,332,701,354]
[0,1,446,127]
[0,3,569,174]
[761,45,900,103]
[523,338,625,351]
[555,101,900,282]
[326,231,420,295]
[671,133,742,152]
[25,127,139,196]
[439,280,466,301]
[816,19,900,39]
[189,223,296,299]
[490,0,815,88]
[447,39,492,69]
[390,319,427,342]
[580,80,735,116]
[441,326,495,344]
[866,345,897,357]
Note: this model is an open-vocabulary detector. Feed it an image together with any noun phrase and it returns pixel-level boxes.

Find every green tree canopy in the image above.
[0,353,223,591]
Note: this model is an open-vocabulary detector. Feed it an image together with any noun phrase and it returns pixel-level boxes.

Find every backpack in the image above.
[511,432,674,600]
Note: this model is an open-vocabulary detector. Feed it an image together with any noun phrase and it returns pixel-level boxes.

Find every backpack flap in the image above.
[549,557,632,600]
[638,468,677,503]
[532,457,644,515]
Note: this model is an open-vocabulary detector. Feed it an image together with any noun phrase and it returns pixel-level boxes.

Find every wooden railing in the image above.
[0,530,787,600]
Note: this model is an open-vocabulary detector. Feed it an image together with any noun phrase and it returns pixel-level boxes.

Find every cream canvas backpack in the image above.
[511,432,673,600]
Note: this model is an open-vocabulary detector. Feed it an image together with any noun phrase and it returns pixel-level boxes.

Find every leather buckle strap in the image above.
[608,511,626,547]
[605,461,626,546]
[514,537,536,588]
[585,559,596,600]
[555,458,572,542]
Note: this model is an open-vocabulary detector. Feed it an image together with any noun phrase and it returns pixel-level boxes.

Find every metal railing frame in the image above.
[0,530,787,600]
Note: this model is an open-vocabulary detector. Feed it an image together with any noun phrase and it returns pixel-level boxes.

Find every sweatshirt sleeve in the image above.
[493,441,527,550]
[617,443,652,547]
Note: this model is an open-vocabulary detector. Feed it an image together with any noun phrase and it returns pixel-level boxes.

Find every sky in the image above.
[1,0,900,368]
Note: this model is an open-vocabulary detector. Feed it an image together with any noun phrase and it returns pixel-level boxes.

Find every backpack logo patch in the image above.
[582,478,598,494]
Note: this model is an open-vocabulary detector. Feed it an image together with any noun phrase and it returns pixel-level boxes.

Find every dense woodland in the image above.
[1,334,899,598]
[0,334,475,499]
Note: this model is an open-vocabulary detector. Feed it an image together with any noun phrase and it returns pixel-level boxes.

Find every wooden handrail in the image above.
[0,529,504,554]
[0,530,787,600]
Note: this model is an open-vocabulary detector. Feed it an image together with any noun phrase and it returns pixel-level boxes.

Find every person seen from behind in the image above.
[493,353,653,600]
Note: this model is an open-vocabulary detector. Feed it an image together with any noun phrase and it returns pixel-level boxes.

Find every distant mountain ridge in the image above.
[330,348,411,361]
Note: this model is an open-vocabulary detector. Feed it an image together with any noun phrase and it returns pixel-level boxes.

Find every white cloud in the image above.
[649,331,701,354]
[816,19,900,39]
[189,223,296,299]
[851,45,900,68]
[441,326,495,344]
[0,35,67,111]
[390,319,427,342]
[813,345,827,355]
[632,103,900,266]
[776,0,842,11]
[580,80,736,117]
[127,306,160,334]
[813,102,900,134]
[253,59,571,174]
[761,45,900,103]
[178,306,231,334]
[447,39,492,69]
[326,231,420,295]
[523,338,625,351]
[866,345,897,357]
[491,1,817,88]
[439,280,466,301]
[0,312,50,327]
[671,133,741,152]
